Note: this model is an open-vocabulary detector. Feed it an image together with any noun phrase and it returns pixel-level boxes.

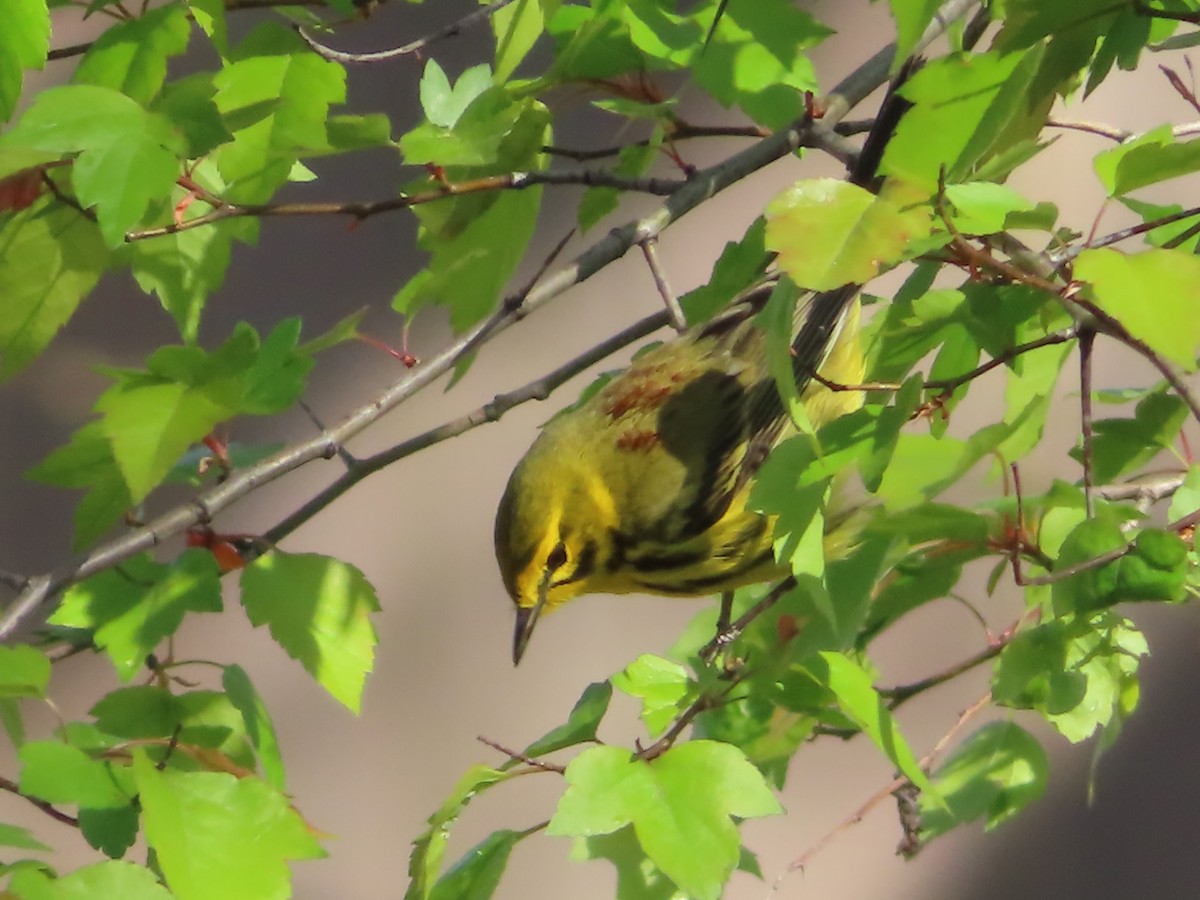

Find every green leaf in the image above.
[419,60,492,129]
[222,665,286,791]
[134,750,323,900]
[18,740,131,808]
[211,29,346,201]
[130,222,237,342]
[51,551,222,680]
[0,201,109,382]
[240,552,380,712]
[808,653,935,796]
[691,0,829,129]
[571,828,683,900]
[427,829,522,900]
[522,680,613,759]
[548,742,781,900]
[1053,515,1189,615]
[90,685,185,739]
[78,804,140,859]
[888,0,942,65]
[0,821,50,851]
[1168,465,1200,523]
[1075,248,1200,370]
[612,655,692,737]
[153,73,234,158]
[492,0,545,83]
[1081,389,1187,484]
[72,3,191,105]
[944,182,1036,235]
[89,321,310,502]
[10,860,174,900]
[993,613,1148,742]
[25,421,131,549]
[920,722,1048,841]
[72,131,182,245]
[679,217,770,325]
[0,645,51,698]
[1094,125,1200,196]
[0,0,50,121]
[0,84,185,245]
[401,88,548,167]
[881,47,1048,194]
[394,186,542,331]
[406,765,510,900]
[765,178,929,289]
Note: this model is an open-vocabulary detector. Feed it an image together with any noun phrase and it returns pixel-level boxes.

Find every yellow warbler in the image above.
[495,278,864,663]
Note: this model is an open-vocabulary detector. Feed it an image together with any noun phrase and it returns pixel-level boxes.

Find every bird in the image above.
[495,57,922,665]
[494,277,865,664]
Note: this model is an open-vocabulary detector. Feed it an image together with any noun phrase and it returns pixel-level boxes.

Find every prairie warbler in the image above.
[495,278,865,663]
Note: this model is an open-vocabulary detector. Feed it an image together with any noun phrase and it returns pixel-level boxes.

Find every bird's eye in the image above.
[546,541,568,572]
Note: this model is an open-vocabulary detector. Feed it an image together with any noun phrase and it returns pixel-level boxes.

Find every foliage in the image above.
[1,0,1200,898]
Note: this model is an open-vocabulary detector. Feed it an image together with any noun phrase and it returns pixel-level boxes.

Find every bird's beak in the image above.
[512,571,552,665]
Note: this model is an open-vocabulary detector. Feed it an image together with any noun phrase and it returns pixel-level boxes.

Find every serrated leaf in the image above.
[211,32,346,201]
[920,722,1047,841]
[944,182,1036,235]
[993,613,1147,742]
[72,3,191,105]
[0,201,109,382]
[10,860,173,900]
[133,750,323,900]
[130,222,236,342]
[1094,125,1200,196]
[548,742,780,900]
[888,0,942,65]
[691,0,828,129]
[420,60,491,129]
[765,179,928,289]
[25,421,131,549]
[72,132,181,245]
[51,551,222,680]
[881,47,1047,194]
[394,186,542,331]
[18,741,131,808]
[90,685,185,739]
[240,552,379,712]
[612,656,691,737]
[0,0,50,121]
[79,804,139,859]
[572,829,683,900]
[0,646,50,698]
[1076,248,1200,370]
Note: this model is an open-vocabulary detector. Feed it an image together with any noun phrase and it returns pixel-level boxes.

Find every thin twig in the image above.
[0,774,80,828]
[476,735,566,773]
[298,0,518,64]
[775,691,992,885]
[124,169,688,241]
[265,309,671,543]
[0,0,981,642]
[1079,329,1097,517]
[924,328,1078,393]
[639,238,686,331]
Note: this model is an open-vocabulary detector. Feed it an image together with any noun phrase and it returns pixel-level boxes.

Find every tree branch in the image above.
[0,0,981,641]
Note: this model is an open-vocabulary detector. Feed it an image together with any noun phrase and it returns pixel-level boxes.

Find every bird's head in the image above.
[494,437,614,665]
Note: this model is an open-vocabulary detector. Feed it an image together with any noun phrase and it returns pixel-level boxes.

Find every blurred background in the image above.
[4,1,1200,897]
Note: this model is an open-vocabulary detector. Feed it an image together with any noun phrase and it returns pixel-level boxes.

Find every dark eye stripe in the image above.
[550,539,598,589]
